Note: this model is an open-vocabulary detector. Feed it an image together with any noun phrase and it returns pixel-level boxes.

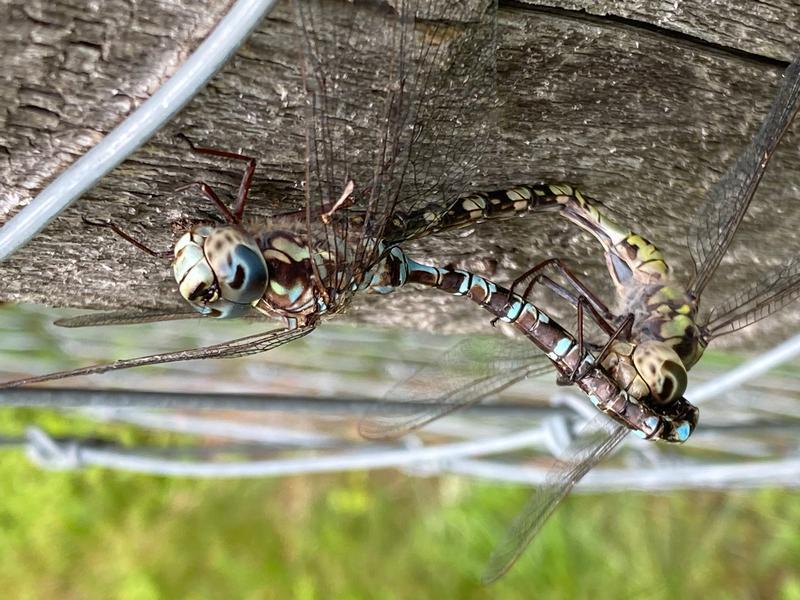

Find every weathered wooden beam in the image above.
[1,0,799,348]
[518,0,800,61]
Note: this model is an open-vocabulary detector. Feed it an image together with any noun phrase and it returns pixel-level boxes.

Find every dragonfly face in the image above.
[173,224,269,318]
[632,341,689,405]
[604,339,691,423]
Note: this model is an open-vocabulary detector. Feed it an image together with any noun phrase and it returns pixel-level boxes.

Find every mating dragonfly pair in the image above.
[3,0,800,583]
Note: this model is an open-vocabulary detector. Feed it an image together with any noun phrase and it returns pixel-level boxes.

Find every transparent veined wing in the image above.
[359,335,554,440]
[482,417,629,583]
[296,0,498,291]
[54,308,207,328]
[53,307,274,328]
[399,1,499,209]
[0,325,314,389]
[687,55,800,299]
[702,257,800,338]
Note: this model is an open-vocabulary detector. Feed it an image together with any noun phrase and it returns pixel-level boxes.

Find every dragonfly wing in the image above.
[703,257,800,338]
[0,325,314,388]
[358,336,554,440]
[397,3,499,217]
[54,308,205,328]
[687,56,800,299]
[296,0,499,285]
[297,0,416,292]
[54,307,269,328]
[482,418,629,583]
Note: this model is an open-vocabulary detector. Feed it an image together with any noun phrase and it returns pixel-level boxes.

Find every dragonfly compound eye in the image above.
[172,226,268,319]
[633,341,688,406]
[203,227,269,304]
[174,231,217,305]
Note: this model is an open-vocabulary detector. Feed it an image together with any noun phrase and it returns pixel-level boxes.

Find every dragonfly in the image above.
[0,0,499,388]
[361,53,800,580]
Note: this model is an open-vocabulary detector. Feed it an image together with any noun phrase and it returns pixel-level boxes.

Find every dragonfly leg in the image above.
[282,182,361,225]
[593,313,634,365]
[178,136,257,223]
[174,180,237,224]
[558,302,634,385]
[82,217,172,259]
[320,180,356,223]
[493,258,615,331]
[517,258,614,322]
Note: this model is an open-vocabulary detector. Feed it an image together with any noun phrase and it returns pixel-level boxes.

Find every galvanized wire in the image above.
[3,314,800,489]
[0,0,279,261]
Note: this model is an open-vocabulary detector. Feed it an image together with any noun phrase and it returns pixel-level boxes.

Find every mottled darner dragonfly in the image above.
[0,0,500,387]
[2,0,797,583]
[360,54,800,580]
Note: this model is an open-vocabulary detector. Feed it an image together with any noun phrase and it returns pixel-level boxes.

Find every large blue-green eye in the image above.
[173,226,268,319]
[216,244,269,303]
[204,298,254,319]
[203,227,269,305]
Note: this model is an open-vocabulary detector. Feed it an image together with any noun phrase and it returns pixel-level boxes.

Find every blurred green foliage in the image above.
[2,305,800,598]
[0,409,798,599]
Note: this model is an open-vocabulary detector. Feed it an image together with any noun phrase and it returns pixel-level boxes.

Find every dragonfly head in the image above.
[172,225,269,318]
[633,341,688,406]
[604,340,696,442]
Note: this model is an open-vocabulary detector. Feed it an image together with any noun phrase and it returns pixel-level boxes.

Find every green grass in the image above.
[0,409,798,598]
[2,305,800,597]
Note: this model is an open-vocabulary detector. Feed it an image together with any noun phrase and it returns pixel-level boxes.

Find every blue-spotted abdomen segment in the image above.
[547,337,574,361]
[673,420,692,442]
[631,407,697,442]
[367,246,414,294]
[496,294,524,322]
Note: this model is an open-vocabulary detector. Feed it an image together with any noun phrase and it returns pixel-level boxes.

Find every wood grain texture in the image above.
[518,0,800,60]
[1,0,799,350]
[0,0,230,214]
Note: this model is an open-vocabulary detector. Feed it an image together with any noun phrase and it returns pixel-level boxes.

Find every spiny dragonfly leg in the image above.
[177,135,258,224]
[82,217,172,259]
[293,181,360,224]
[558,301,634,385]
[320,180,355,223]
[269,182,359,226]
[517,258,614,323]
[174,180,237,224]
[492,258,614,330]
[593,313,633,364]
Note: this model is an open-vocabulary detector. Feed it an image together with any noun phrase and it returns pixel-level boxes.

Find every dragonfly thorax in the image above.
[624,283,704,369]
[173,225,269,318]
[251,229,332,323]
[602,340,688,407]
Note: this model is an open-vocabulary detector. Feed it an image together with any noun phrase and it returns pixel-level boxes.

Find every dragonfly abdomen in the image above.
[393,183,671,288]
[377,246,697,443]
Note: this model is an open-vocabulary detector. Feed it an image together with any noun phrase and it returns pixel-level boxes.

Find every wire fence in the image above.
[0,0,798,497]
[2,308,799,491]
